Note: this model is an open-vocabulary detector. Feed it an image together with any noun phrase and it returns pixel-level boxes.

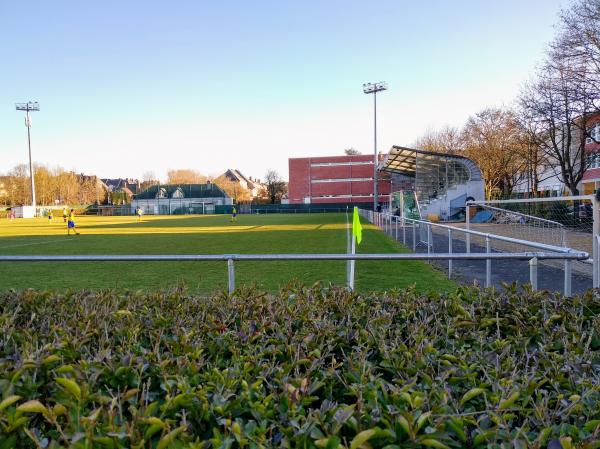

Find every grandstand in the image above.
[380,146,485,220]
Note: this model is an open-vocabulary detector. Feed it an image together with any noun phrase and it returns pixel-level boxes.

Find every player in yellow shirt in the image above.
[67,209,80,235]
[230,206,237,222]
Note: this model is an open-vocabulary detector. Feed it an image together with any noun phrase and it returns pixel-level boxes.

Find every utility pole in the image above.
[362,83,387,210]
[15,102,40,207]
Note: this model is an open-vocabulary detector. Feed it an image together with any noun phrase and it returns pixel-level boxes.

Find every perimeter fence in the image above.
[0,251,587,295]
[361,209,590,296]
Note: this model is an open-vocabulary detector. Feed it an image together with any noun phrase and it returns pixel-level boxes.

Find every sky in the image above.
[0,0,566,182]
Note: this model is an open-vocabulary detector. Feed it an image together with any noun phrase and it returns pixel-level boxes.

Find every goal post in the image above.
[467,195,600,287]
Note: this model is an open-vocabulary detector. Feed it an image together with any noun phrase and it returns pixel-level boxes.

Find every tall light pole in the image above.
[362,82,387,211]
[15,101,40,207]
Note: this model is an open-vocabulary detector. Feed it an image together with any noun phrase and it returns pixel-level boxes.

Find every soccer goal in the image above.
[467,195,600,284]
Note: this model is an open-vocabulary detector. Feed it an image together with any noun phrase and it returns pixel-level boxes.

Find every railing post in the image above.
[227,258,235,294]
[466,203,471,253]
[412,222,416,251]
[395,216,398,240]
[448,228,453,279]
[485,235,491,288]
[593,197,600,288]
[592,235,600,288]
[402,218,406,244]
[564,259,572,297]
[529,257,538,291]
[427,223,432,255]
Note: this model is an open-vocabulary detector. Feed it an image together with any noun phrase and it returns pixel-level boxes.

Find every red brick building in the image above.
[288,154,391,204]
[583,114,600,194]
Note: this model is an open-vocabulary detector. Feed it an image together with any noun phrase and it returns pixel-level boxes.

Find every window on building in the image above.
[587,123,600,144]
[311,177,373,183]
[586,152,600,168]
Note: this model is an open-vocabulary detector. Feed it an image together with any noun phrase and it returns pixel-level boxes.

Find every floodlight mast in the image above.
[362,82,387,211]
[15,102,40,208]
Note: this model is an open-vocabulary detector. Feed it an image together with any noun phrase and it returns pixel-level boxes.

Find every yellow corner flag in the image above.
[352,206,362,245]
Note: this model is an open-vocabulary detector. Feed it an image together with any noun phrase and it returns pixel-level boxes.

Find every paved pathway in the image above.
[385,223,592,295]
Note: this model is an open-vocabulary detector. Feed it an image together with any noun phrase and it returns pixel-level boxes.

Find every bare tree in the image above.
[166,169,207,185]
[554,0,600,114]
[264,169,287,204]
[519,59,591,195]
[213,175,252,203]
[141,171,160,191]
[413,126,463,154]
[462,108,527,198]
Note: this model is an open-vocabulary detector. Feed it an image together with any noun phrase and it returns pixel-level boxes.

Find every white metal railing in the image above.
[360,209,589,296]
[0,251,588,295]
[467,196,599,287]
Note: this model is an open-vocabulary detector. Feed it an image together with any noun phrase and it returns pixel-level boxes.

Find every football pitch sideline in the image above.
[0,213,456,293]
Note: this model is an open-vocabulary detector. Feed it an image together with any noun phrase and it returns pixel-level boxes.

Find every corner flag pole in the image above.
[348,207,362,290]
[349,231,356,290]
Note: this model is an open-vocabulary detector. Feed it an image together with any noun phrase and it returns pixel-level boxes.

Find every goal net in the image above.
[469,196,595,250]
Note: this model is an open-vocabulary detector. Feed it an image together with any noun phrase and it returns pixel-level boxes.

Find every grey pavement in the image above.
[386,223,592,295]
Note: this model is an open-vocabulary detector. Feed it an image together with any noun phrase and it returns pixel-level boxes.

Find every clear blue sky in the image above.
[0,0,566,181]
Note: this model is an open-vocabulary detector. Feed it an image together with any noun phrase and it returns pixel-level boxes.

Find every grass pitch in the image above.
[0,213,456,293]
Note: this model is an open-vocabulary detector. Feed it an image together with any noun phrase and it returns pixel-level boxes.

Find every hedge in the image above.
[0,285,598,448]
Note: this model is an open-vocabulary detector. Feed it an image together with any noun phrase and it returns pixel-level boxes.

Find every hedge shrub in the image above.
[0,285,599,448]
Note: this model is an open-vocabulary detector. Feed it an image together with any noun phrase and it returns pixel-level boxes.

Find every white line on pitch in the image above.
[0,238,74,249]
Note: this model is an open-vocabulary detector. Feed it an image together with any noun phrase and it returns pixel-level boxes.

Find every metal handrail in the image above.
[0,251,588,295]
[379,212,578,255]
[0,253,587,262]
[360,209,589,295]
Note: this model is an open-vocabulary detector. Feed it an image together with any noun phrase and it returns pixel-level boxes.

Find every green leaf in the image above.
[398,415,411,436]
[316,436,341,449]
[350,428,379,449]
[460,388,486,406]
[415,411,431,433]
[584,420,600,432]
[16,400,48,415]
[420,439,450,449]
[474,430,495,445]
[55,377,81,401]
[499,392,519,409]
[142,417,166,428]
[157,425,187,449]
[445,418,466,442]
[42,355,60,365]
[0,396,21,412]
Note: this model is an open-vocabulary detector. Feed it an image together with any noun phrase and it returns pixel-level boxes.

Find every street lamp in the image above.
[362,82,387,211]
[15,101,40,207]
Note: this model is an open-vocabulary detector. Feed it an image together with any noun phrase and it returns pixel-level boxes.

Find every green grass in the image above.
[0,213,457,293]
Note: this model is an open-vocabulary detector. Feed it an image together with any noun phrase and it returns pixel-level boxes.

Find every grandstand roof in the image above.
[380,146,482,181]
[134,183,229,199]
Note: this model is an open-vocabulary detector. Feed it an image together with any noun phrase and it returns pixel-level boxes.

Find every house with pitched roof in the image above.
[131,182,232,214]
[219,169,265,199]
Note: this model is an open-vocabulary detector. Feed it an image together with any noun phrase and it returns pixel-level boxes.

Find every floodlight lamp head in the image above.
[15,101,40,112]
[362,81,387,94]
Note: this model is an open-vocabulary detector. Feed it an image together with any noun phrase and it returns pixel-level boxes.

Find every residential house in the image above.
[132,183,232,214]
[219,169,265,199]
[101,178,141,197]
